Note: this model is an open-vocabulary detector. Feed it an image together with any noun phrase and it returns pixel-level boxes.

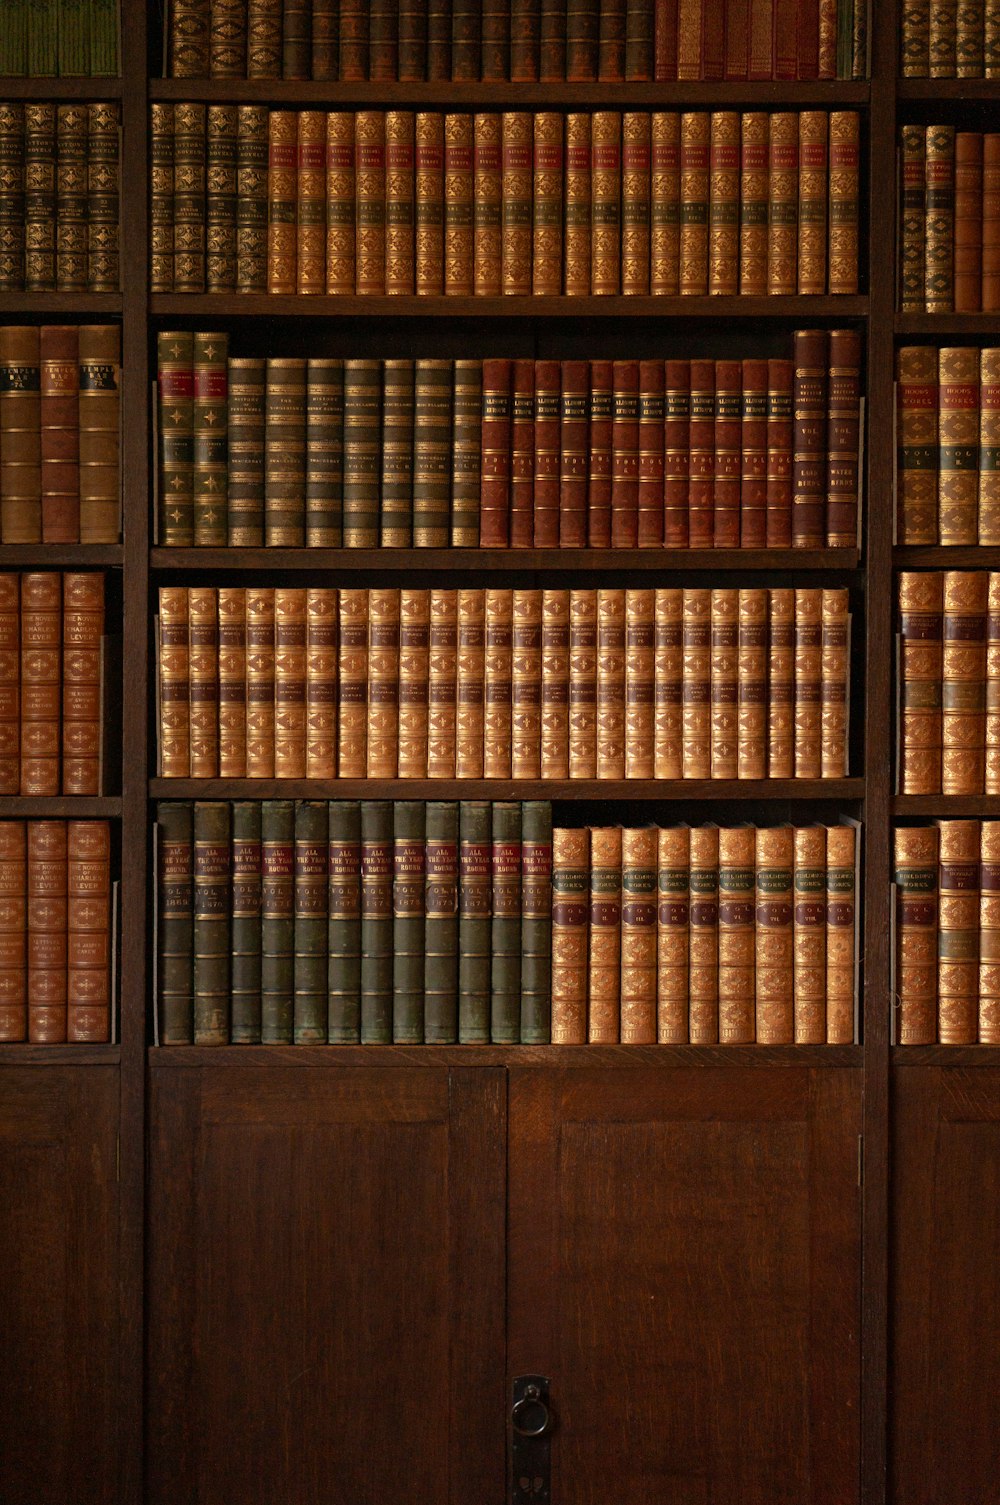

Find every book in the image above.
[193,800,230,1045]
[424,800,459,1042]
[393,800,425,1042]
[327,800,361,1042]
[261,798,293,1042]
[894,824,938,1044]
[158,802,194,1045]
[230,799,262,1042]
[459,800,492,1041]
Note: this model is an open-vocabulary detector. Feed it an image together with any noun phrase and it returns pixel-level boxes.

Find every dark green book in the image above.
[520,801,552,1043]
[58,0,88,75]
[89,0,119,74]
[157,801,193,1045]
[379,358,414,548]
[193,801,230,1045]
[393,801,425,1043]
[361,801,393,1043]
[261,799,294,1043]
[206,104,238,294]
[343,359,381,548]
[26,0,57,77]
[230,801,262,1044]
[306,358,344,547]
[424,801,458,1044]
[490,801,522,1043]
[227,357,265,546]
[193,330,228,545]
[413,359,452,548]
[293,801,328,1044]
[458,800,491,1043]
[157,330,194,546]
[328,801,361,1042]
[0,0,26,74]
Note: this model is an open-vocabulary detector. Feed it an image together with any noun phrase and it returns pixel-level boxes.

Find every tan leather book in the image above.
[767,112,798,296]
[894,824,938,1044]
[532,112,563,296]
[682,587,711,779]
[767,588,795,779]
[679,111,709,296]
[924,124,955,311]
[591,111,622,294]
[710,588,738,780]
[484,588,513,778]
[0,577,17,796]
[511,588,541,778]
[150,102,175,294]
[564,112,592,295]
[793,825,827,1043]
[245,586,275,778]
[569,588,597,779]
[0,820,26,1041]
[826,822,856,1042]
[624,589,654,779]
[622,111,651,296]
[650,110,680,296]
[541,589,569,779]
[821,587,850,778]
[755,824,794,1044]
[67,820,111,1043]
[689,824,719,1043]
[158,586,190,779]
[988,573,1000,793]
[416,111,444,296]
[355,110,387,296]
[473,113,503,297]
[797,111,828,295]
[398,588,430,778]
[335,589,368,777]
[718,824,754,1043]
[325,111,355,295]
[456,588,485,778]
[444,113,474,297]
[620,826,657,1042]
[61,572,103,796]
[296,110,326,295]
[939,346,980,545]
[551,825,589,1043]
[501,112,532,296]
[365,588,400,779]
[596,587,625,779]
[78,324,121,544]
[0,326,41,543]
[793,587,823,779]
[942,569,987,793]
[588,825,621,1041]
[899,570,944,794]
[656,825,689,1043]
[980,820,1000,1042]
[274,587,307,778]
[708,110,739,296]
[266,110,297,294]
[305,587,336,779]
[20,573,61,796]
[385,110,415,296]
[737,588,767,779]
[187,586,219,779]
[428,590,458,778]
[900,125,926,313]
[981,349,1000,543]
[936,817,979,1043]
[27,820,67,1042]
[739,111,769,296]
[828,110,859,294]
[896,344,939,546]
[653,587,682,779]
[40,325,80,544]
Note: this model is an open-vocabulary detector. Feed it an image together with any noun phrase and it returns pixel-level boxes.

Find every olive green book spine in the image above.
[491,800,522,1043]
[293,800,328,1043]
[230,799,262,1043]
[0,0,26,75]
[458,799,492,1042]
[26,0,57,78]
[306,358,344,547]
[520,799,553,1042]
[413,358,453,548]
[343,358,382,548]
[261,798,294,1043]
[425,800,459,1043]
[227,356,265,546]
[58,0,89,75]
[380,358,415,548]
[328,800,361,1042]
[393,800,426,1043]
[361,799,393,1043]
[193,800,230,1044]
[157,330,194,547]
[89,0,119,74]
[193,330,228,546]
[157,800,193,1045]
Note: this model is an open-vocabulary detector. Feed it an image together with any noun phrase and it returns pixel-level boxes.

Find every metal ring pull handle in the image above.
[512,1384,551,1438]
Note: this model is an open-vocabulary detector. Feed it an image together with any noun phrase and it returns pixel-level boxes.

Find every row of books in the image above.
[0,573,107,798]
[899,125,1000,315]
[155,333,862,551]
[157,584,853,782]
[895,820,1000,1045]
[0,102,120,295]
[896,346,1000,548]
[165,0,868,81]
[900,0,1000,77]
[150,104,862,297]
[898,571,1000,797]
[155,800,858,1046]
[0,820,113,1045]
[0,1,118,77]
[0,325,120,546]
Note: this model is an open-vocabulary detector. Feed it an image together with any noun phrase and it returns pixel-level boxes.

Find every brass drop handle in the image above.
[512,1383,551,1438]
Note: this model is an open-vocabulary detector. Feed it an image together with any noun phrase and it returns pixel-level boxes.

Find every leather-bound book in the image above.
[415,111,444,295]
[663,357,690,547]
[365,588,400,779]
[427,0,452,77]
[792,824,826,1042]
[688,824,719,1044]
[984,135,1000,310]
[681,587,711,778]
[62,572,103,796]
[306,358,344,547]
[653,587,682,778]
[942,569,987,794]
[227,357,265,546]
[266,110,297,294]
[587,824,621,1041]
[520,802,553,1043]
[482,0,511,77]
[899,124,927,313]
[611,359,639,547]
[370,0,400,79]
[767,587,795,778]
[533,112,564,296]
[828,109,859,293]
[637,359,664,546]
[0,577,16,796]
[360,800,393,1043]
[679,110,709,295]
[796,110,828,296]
[820,587,850,778]
[512,589,542,777]
[444,114,474,295]
[598,0,626,76]
[325,112,355,294]
[936,818,979,1043]
[27,820,66,1043]
[502,112,532,295]
[312,0,340,78]
[236,105,268,294]
[793,587,823,779]
[656,0,680,79]
[954,131,984,311]
[21,572,61,797]
[458,801,492,1042]
[57,103,89,294]
[624,588,654,779]
[338,0,368,79]
[980,349,1000,543]
[718,825,755,1043]
[739,111,769,295]
[327,802,361,1043]
[159,586,190,778]
[540,0,567,77]
[938,346,979,545]
[929,0,957,75]
[569,588,597,777]
[150,103,175,293]
[924,124,955,311]
[625,0,654,76]
[558,360,588,547]
[480,358,511,546]
[987,0,1000,75]
[39,326,79,544]
[248,0,282,75]
[725,0,749,76]
[490,801,522,1042]
[708,110,739,296]
[380,358,414,546]
[826,327,862,547]
[206,104,238,293]
[685,359,713,549]
[157,802,194,1045]
[532,359,560,547]
[24,105,56,293]
[484,587,513,777]
[710,588,738,779]
[713,358,741,548]
[596,587,625,778]
[766,111,797,296]
[0,325,40,543]
[740,357,768,547]
[192,801,230,1045]
[229,802,261,1044]
[896,345,938,546]
[0,104,25,293]
[171,0,210,74]
[428,589,458,777]
[656,825,688,1043]
[676,0,702,77]
[355,111,386,295]
[295,111,326,295]
[651,111,680,295]
[261,799,294,1043]
[899,570,943,794]
[398,588,430,778]
[61,821,109,1042]
[826,823,859,1039]
[305,588,337,779]
[620,826,656,1042]
[264,357,305,546]
[541,589,570,778]
[792,327,828,549]
[766,356,793,547]
[245,586,275,778]
[591,110,622,294]
[292,801,328,1044]
[0,821,26,1041]
[451,359,481,546]
[506,360,532,543]
[187,586,219,779]
[894,824,938,1044]
[567,0,599,77]
[425,801,459,1043]
[754,824,793,1043]
[218,588,246,780]
[980,821,1000,1042]
[193,331,228,546]
[453,0,483,78]
[414,359,452,546]
[551,824,589,1043]
[275,588,308,778]
[587,358,613,546]
[986,573,1000,793]
[474,114,503,296]
[342,359,381,548]
[456,588,486,777]
[622,111,650,295]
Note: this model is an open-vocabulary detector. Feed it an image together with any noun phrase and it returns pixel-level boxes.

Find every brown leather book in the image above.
[599,0,626,77]
[78,325,120,544]
[936,818,979,1043]
[792,327,829,549]
[248,0,282,78]
[480,358,512,546]
[509,359,534,547]
[274,587,308,778]
[983,134,1000,311]
[27,820,67,1043]
[369,0,399,79]
[541,588,570,779]
[981,349,1000,544]
[592,110,622,294]
[737,588,767,779]
[942,569,987,793]
[295,111,326,295]
[532,112,564,296]
[150,103,175,294]
[474,113,503,296]
[67,820,110,1043]
[938,346,979,546]
[427,589,458,777]
[563,112,592,295]
[336,589,367,777]
[451,358,481,546]
[687,357,714,548]
[821,587,850,778]
[365,588,400,779]
[688,824,719,1043]
[57,104,89,294]
[539,0,567,79]
[40,326,79,544]
[637,359,665,546]
[765,356,793,547]
[596,588,626,778]
[456,588,485,778]
[894,824,938,1044]
[551,825,589,1043]
[236,105,268,294]
[206,104,238,294]
[828,110,859,294]
[559,359,589,547]
[62,573,103,797]
[380,359,414,547]
[355,111,387,296]
[739,356,768,548]
[980,820,1000,1042]
[825,822,857,1043]
[755,823,793,1044]
[651,111,680,295]
[986,572,1000,793]
[158,586,190,778]
[511,588,542,777]
[663,357,690,547]
[767,111,798,295]
[86,102,120,295]
[793,825,826,1043]
[793,587,823,779]
[398,588,430,778]
[681,587,711,778]
[718,825,755,1043]
[708,110,739,296]
[924,123,955,312]
[338,0,368,80]
[218,586,247,778]
[187,586,219,779]
[0,325,41,543]
[325,112,355,294]
[245,586,275,778]
[0,577,16,797]
[679,110,709,295]
[896,345,938,546]
[656,825,689,1042]
[532,359,561,547]
[954,130,984,312]
[501,112,532,295]
[624,588,654,779]
[587,358,613,546]
[568,588,597,778]
[0,820,25,1041]
[282,0,312,77]
[797,111,828,295]
[21,572,61,797]
[900,124,926,313]
[484,587,513,777]
[611,359,640,547]
[767,587,795,778]
[826,327,862,548]
[482,0,511,78]
[710,588,738,778]
[713,358,741,548]
[444,114,474,296]
[739,111,769,295]
[622,111,651,295]
[588,825,621,1041]
[620,826,657,1042]
[899,570,944,795]
[653,587,682,778]
[266,110,297,294]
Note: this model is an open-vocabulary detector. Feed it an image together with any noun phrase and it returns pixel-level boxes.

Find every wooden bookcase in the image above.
[1,0,998,1500]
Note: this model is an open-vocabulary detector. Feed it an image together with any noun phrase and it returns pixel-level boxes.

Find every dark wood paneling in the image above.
[147,1064,506,1505]
[150,546,859,574]
[509,1066,863,1505]
[891,1069,1000,1503]
[0,1066,119,1505]
[150,1044,862,1069]
[149,79,870,107]
[150,776,866,801]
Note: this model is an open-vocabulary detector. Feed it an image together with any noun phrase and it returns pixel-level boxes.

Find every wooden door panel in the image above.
[509,1066,862,1505]
[147,1065,505,1505]
[0,1065,119,1505]
[891,1068,1000,1504]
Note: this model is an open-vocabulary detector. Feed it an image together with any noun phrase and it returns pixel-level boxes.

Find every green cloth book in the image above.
[424,801,458,1043]
[261,799,294,1043]
[520,801,553,1043]
[328,801,362,1042]
[458,801,491,1043]
[392,801,426,1043]
[230,801,262,1044]
[360,800,393,1043]
[193,801,230,1045]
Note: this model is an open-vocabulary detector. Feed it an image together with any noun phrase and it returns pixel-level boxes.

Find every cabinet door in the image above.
[508,1065,862,1505]
[0,1065,120,1505]
[147,1064,505,1505]
[891,1067,1000,1503]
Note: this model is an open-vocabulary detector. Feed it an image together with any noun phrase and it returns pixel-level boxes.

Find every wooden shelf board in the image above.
[151,293,868,319]
[0,797,122,818]
[895,311,1000,334]
[150,545,861,573]
[0,292,122,314]
[149,1043,862,1068]
[0,77,122,99]
[892,794,1000,816]
[150,777,865,800]
[897,79,1000,100]
[893,546,1000,567]
[0,544,123,568]
[0,1043,119,1064]
[892,1045,1000,1065]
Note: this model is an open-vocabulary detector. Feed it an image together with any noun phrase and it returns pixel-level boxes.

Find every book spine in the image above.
[218,586,246,779]
[260,799,293,1043]
[556,359,588,548]
[954,129,984,311]
[713,357,741,548]
[768,587,795,777]
[981,348,1000,544]
[0,103,25,292]
[415,110,444,295]
[676,0,702,78]
[204,105,238,296]
[551,824,589,1043]
[610,359,639,547]
[988,0,1000,75]
[484,587,513,777]
[735,590,768,783]
[821,586,850,777]
[687,357,714,549]
[21,572,61,796]
[398,0,426,78]
[797,110,828,295]
[61,571,102,796]
[655,825,688,1042]
[192,801,229,1045]
[342,358,381,547]
[511,589,541,778]
[62,101,94,289]
[480,358,511,545]
[159,586,190,778]
[900,124,927,313]
[380,357,414,546]
[532,111,564,296]
[591,110,622,293]
[899,570,943,794]
[620,825,657,1042]
[587,358,613,546]
[793,587,823,778]
[428,589,458,778]
[187,586,218,778]
[709,586,738,778]
[596,586,626,778]
[360,800,393,1043]
[987,572,1000,792]
[365,587,400,779]
[622,110,650,295]
[0,578,18,796]
[984,134,1000,309]
[501,111,532,295]
[651,110,680,295]
[173,101,206,294]
[663,357,690,546]
[327,801,362,1044]
[66,819,110,1043]
[265,109,296,294]
[245,586,275,778]
[929,0,958,74]
[157,803,193,1045]
[398,588,430,777]
[824,820,856,1042]
[292,801,327,1044]
[171,0,211,73]
[587,824,620,1042]
[681,586,710,777]
[355,110,386,295]
[894,824,938,1043]
[275,587,307,778]
[229,801,261,1043]
[385,111,415,296]
[150,104,175,294]
[424,801,459,1042]
[305,588,337,779]
[312,0,340,78]
[708,110,739,296]
[234,105,267,294]
[40,326,79,544]
[392,801,425,1042]
[935,817,978,1043]
[624,587,654,779]
[688,824,719,1043]
[451,359,481,545]
[541,588,569,778]
[192,331,228,546]
[24,104,55,293]
[766,357,793,547]
[739,110,769,295]
[474,113,502,295]
[792,327,829,548]
[656,0,680,78]
[942,569,988,793]
[370,0,399,80]
[413,358,452,547]
[599,0,626,76]
[924,123,955,311]
[0,325,40,542]
[981,820,1000,1040]
[427,0,452,77]
[653,587,682,778]
[539,0,567,77]
[739,356,768,547]
[305,358,344,546]
[264,358,305,547]
[766,110,797,295]
[325,112,355,294]
[718,826,755,1044]
[826,327,862,547]
[444,113,474,295]
[568,587,597,777]
[453,0,482,78]
[295,110,326,295]
[902,0,931,73]
[530,358,558,547]
[247,0,282,75]
[567,0,598,77]
[27,820,66,1043]
[939,345,980,545]
[227,357,264,546]
[637,362,667,544]
[754,824,793,1044]
[456,588,485,777]
[792,824,827,1042]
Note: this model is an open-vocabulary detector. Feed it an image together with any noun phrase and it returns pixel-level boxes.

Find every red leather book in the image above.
[725,0,749,78]
[638,359,665,546]
[40,325,80,544]
[748,0,773,77]
[688,358,715,549]
[703,0,725,77]
[588,359,614,546]
[533,359,562,547]
[740,357,768,547]
[766,357,793,547]
[480,358,512,546]
[654,0,678,79]
[773,0,797,76]
[559,359,589,547]
[792,328,828,548]
[797,0,818,78]
[825,328,862,548]
[664,357,690,547]
[611,360,640,548]
[510,359,535,547]
[713,358,742,548]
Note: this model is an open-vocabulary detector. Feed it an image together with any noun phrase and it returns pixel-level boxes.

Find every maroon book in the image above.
[480,358,512,546]
[588,359,614,546]
[740,357,768,547]
[510,359,535,547]
[688,358,715,549]
[559,359,589,547]
[766,357,793,547]
[611,359,640,548]
[533,359,562,547]
[638,359,664,546]
[663,357,690,548]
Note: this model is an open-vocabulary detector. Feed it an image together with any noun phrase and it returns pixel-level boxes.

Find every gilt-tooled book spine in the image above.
[902,0,931,73]
[825,821,856,1042]
[532,358,560,547]
[501,112,532,295]
[936,817,979,1044]
[24,105,55,293]
[275,587,307,778]
[227,357,264,546]
[380,358,414,547]
[637,360,664,547]
[247,0,282,76]
[567,0,598,77]
[171,0,210,74]
[0,324,40,543]
[456,588,485,777]
[261,799,293,1043]
[306,587,337,778]
[651,111,679,294]
[151,104,175,294]
[938,345,979,545]
[173,102,207,294]
[312,0,339,77]
[899,124,926,314]
[451,358,481,545]
[687,357,714,549]
[245,586,275,778]
[592,110,621,293]
[264,358,305,546]
[393,800,425,1042]
[820,587,849,777]
[622,111,650,295]
[826,327,861,547]
[754,824,793,1044]
[653,587,681,778]
[445,113,474,295]
[356,112,386,295]
[792,824,826,1043]
[708,110,739,296]
[987,0,1000,75]
[385,110,415,296]
[681,586,711,778]
[981,820,1000,1041]
[818,0,837,76]
[305,358,343,546]
[587,358,613,545]
[663,358,689,547]
[427,0,451,77]
[942,569,987,794]
[610,359,639,547]
[982,350,1000,544]
[929,0,957,75]
[0,104,25,293]
[61,571,102,796]
[766,356,793,547]
[954,131,984,311]
[793,587,822,779]
[654,825,688,1041]
[370,0,399,80]
[533,112,563,296]
[620,825,656,1042]
[336,589,367,777]
[484,587,513,777]
[562,112,591,294]
[541,589,569,778]
[158,803,193,1045]
[267,110,297,294]
[230,800,262,1044]
[710,587,738,779]
[424,801,459,1043]
[40,326,78,544]
[193,332,227,546]
[480,358,511,545]
[218,586,246,779]
[0,577,18,796]
[894,824,938,1043]
[739,357,768,547]
[187,585,219,779]
[458,800,491,1041]
[687,824,718,1043]
[512,589,541,777]
[205,104,237,294]
[77,322,119,545]
[764,109,796,296]
[398,0,427,80]
[984,135,1000,309]
[509,358,534,547]
[987,573,1000,793]
[415,111,444,294]
[596,587,625,778]
[797,110,828,295]
[327,801,362,1043]
[343,359,381,547]
[713,358,741,549]
[21,572,61,796]
[413,359,452,547]
[718,825,755,1044]
[398,588,430,777]
[360,800,392,1043]
[428,589,457,777]
[365,587,400,779]
[26,820,66,1043]
[550,825,588,1043]
[296,110,327,295]
[625,588,654,778]
[293,801,328,1044]
[235,105,267,293]
[159,586,190,778]
[66,819,111,1044]
[474,113,502,295]
[557,359,588,548]
[924,124,955,311]
[568,587,597,777]
[739,111,768,294]
[325,112,355,293]
[587,824,620,1042]
[193,801,229,1045]
[767,587,794,778]
[899,570,943,795]
[792,327,828,549]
